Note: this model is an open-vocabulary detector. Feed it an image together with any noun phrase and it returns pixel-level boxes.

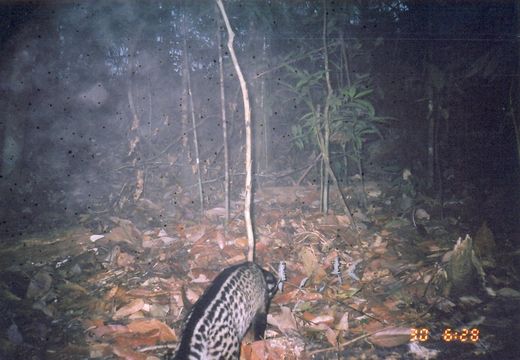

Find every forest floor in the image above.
[0,181,519,359]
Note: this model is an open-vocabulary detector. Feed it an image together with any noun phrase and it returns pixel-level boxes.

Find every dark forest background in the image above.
[0,1,518,244]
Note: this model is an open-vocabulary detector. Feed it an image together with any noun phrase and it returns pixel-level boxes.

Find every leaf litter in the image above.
[0,185,516,359]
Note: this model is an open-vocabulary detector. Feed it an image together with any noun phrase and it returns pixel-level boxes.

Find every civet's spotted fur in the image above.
[173,262,277,360]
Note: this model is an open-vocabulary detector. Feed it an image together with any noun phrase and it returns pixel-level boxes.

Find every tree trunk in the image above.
[216,0,255,262]
[217,12,230,223]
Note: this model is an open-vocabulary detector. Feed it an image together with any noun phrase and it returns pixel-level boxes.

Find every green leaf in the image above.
[353,99,375,117]
[353,88,373,99]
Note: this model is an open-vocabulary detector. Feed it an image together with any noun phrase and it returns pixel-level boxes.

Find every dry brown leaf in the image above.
[335,214,351,227]
[296,291,323,303]
[184,287,202,304]
[320,214,340,226]
[106,218,143,248]
[361,268,390,282]
[408,342,440,359]
[114,330,160,349]
[190,244,221,261]
[127,319,177,342]
[104,286,119,300]
[234,236,248,248]
[240,340,295,360]
[126,288,168,298]
[116,251,136,268]
[303,313,334,327]
[255,240,270,253]
[242,339,269,360]
[324,326,338,347]
[113,299,145,320]
[368,326,412,348]
[83,318,104,329]
[274,289,322,305]
[221,253,247,264]
[185,224,206,243]
[112,344,148,360]
[274,290,299,304]
[88,343,112,358]
[299,247,327,282]
[299,247,319,276]
[301,311,315,322]
[361,319,384,334]
[369,304,392,320]
[267,306,297,332]
[215,230,226,249]
[189,269,211,283]
[335,312,349,331]
[89,323,129,338]
[243,337,302,360]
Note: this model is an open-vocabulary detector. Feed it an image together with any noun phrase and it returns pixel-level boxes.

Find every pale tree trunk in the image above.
[216,13,230,223]
[185,44,204,214]
[216,0,255,262]
[180,13,190,149]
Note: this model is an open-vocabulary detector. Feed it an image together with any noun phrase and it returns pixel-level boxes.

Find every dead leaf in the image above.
[89,323,129,338]
[127,319,177,342]
[267,306,297,332]
[104,286,119,300]
[106,217,143,248]
[185,224,206,243]
[90,234,105,242]
[303,312,334,327]
[116,251,136,268]
[221,253,247,264]
[185,287,202,304]
[242,339,269,360]
[190,268,212,283]
[113,299,145,320]
[408,342,440,359]
[234,236,248,248]
[300,247,319,276]
[370,304,393,320]
[369,326,412,348]
[243,337,303,360]
[126,288,168,298]
[274,289,322,305]
[335,214,351,227]
[114,329,160,349]
[324,326,338,347]
[335,312,349,331]
[112,344,148,360]
[88,343,112,358]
